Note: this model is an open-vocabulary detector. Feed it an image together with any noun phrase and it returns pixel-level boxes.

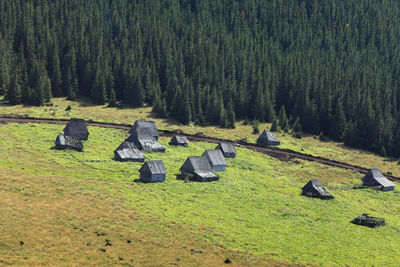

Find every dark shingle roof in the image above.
[202,149,227,166]
[170,136,189,145]
[140,160,167,175]
[362,168,395,190]
[180,156,219,181]
[216,143,236,158]
[302,179,334,199]
[129,121,158,140]
[135,139,166,152]
[55,134,83,151]
[257,130,280,145]
[180,156,213,173]
[116,140,137,150]
[114,141,145,161]
[63,118,89,140]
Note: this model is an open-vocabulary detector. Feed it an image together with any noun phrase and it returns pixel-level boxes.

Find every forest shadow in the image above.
[383,157,398,162]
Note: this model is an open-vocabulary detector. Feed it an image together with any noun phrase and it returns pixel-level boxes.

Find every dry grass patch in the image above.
[0,169,290,266]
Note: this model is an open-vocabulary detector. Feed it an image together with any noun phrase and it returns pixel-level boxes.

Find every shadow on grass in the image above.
[383,158,398,163]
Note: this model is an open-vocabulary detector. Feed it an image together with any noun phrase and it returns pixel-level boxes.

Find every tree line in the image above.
[1,0,400,156]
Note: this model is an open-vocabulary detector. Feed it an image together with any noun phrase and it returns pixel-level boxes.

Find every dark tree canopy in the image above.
[1,0,400,156]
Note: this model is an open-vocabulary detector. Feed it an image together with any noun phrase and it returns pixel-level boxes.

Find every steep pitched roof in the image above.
[63,118,89,140]
[202,149,227,166]
[116,140,138,150]
[170,136,189,145]
[362,168,395,190]
[55,134,84,151]
[180,156,213,173]
[257,130,280,145]
[135,139,166,152]
[180,156,219,181]
[129,121,158,140]
[216,143,236,158]
[114,141,145,161]
[302,179,334,199]
[139,160,167,175]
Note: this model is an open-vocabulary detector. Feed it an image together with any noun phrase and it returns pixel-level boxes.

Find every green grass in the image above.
[1,122,400,265]
[2,96,400,179]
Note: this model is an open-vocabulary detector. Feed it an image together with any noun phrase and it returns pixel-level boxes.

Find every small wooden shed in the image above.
[257,130,280,146]
[301,179,334,199]
[362,168,395,191]
[216,142,237,158]
[63,118,89,140]
[180,156,219,182]
[170,136,189,146]
[139,160,167,183]
[55,134,83,152]
[114,141,145,162]
[202,149,228,171]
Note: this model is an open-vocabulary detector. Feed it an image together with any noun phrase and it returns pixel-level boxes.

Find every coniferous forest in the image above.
[1,0,400,156]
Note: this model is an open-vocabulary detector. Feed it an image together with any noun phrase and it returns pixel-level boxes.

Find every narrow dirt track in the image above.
[1,114,399,181]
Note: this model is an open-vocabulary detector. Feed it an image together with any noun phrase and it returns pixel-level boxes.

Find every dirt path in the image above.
[1,114,398,181]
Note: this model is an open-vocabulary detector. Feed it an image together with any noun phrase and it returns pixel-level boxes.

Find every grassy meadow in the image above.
[1,122,400,265]
[1,96,400,178]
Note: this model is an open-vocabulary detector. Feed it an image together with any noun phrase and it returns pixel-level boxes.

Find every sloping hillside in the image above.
[1,97,400,177]
[1,122,399,265]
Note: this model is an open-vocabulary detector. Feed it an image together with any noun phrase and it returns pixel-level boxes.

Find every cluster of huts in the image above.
[56,118,237,183]
[55,118,88,151]
[55,118,395,227]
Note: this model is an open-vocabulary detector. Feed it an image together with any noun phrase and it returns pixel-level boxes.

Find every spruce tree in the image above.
[6,71,22,105]
[0,56,9,96]
[252,120,260,134]
[278,105,289,132]
[226,98,236,129]
[292,117,303,138]
[270,119,279,132]
[108,88,116,107]
[330,99,346,141]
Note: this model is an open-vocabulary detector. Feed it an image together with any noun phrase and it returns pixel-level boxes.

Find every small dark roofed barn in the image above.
[55,134,83,152]
[170,136,189,146]
[257,130,280,146]
[127,120,165,152]
[134,139,166,152]
[216,143,236,158]
[114,141,145,162]
[180,156,219,182]
[129,121,159,140]
[63,118,89,140]
[202,149,228,171]
[302,179,334,199]
[362,168,395,191]
[139,160,167,183]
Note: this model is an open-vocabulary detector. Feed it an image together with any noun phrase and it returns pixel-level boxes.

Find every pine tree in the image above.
[278,105,289,132]
[270,119,279,132]
[292,117,303,138]
[108,88,116,107]
[0,56,9,96]
[330,98,346,141]
[226,98,236,129]
[48,43,62,96]
[6,71,22,105]
[343,121,358,147]
[178,83,192,125]
[252,120,260,134]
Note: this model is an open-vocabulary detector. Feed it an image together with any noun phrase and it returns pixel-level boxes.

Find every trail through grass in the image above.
[1,96,399,178]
